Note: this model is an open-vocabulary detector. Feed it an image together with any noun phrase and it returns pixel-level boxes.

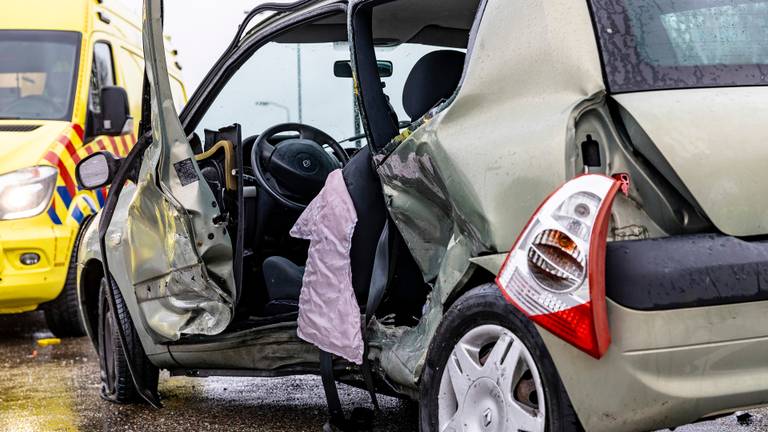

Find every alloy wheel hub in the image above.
[437,324,545,432]
[463,378,506,431]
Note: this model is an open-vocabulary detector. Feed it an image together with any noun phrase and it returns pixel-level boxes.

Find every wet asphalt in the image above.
[0,311,766,432]
[0,311,417,432]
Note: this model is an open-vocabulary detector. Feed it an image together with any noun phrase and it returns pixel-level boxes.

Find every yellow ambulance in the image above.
[0,0,186,335]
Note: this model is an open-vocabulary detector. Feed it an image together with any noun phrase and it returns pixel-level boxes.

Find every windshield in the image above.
[589,0,768,92]
[0,31,81,120]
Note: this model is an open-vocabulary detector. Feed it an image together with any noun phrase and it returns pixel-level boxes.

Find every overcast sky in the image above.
[118,0,444,143]
[164,0,267,92]
[119,0,265,91]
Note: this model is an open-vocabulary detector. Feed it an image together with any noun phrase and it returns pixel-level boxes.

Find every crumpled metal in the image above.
[105,0,236,343]
[290,169,364,365]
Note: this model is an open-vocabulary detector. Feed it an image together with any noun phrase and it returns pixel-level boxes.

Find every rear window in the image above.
[589,0,768,92]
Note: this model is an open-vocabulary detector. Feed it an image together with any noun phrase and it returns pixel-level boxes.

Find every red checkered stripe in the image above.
[42,123,137,225]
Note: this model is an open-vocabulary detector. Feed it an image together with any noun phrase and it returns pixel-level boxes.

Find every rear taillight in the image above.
[495,174,627,358]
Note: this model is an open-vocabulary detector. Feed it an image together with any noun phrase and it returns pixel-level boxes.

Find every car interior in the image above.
[186,0,483,337]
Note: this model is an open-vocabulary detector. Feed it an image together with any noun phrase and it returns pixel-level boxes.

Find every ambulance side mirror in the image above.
[97,86,132,136]
[76,151,122,190]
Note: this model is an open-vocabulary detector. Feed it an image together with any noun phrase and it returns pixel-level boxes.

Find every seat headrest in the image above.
[402,50,466,122]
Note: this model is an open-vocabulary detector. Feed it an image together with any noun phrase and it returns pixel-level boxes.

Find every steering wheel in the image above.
[250,123,349,210]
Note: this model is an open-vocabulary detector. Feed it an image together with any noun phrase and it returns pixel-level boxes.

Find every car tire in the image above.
[419,284,583,432]
[44,228,87,338]
[97,277,159,403]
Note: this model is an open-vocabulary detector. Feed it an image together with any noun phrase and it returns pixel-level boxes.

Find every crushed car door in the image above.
[108,0,236,342]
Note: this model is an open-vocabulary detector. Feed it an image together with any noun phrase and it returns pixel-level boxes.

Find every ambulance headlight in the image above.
[0,166,58,220]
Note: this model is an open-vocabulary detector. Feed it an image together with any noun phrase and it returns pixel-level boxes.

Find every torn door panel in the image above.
[104,0,236,341]
[372,120,482,388]
[375,118,491,283]
[126,174,232,339]
[369,232,474,390]
[106,132,234,341]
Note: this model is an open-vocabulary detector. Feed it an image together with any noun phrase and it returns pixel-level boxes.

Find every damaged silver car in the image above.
[76,0,768,431]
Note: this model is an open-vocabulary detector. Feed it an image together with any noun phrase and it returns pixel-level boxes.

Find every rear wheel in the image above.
[97,277,158,403]
[419,284,582,432]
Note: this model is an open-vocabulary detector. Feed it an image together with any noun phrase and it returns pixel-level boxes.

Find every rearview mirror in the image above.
[96,86,132,136]
[334,60,393,78]
[75,151,122,190]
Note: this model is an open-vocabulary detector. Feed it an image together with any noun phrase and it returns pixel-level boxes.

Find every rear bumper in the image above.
[606,234,768,310]
[540,233,768,432]
[542,299,768,432]
[0,216,73,313]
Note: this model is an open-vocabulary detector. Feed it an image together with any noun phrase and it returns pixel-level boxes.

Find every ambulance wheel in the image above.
[98,277,158,403]
[44,229,87,338]
[419,284,583,432]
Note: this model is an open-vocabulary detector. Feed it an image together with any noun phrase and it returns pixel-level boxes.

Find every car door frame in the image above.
[173,0,351,328]
[95,0,349,407]
[179,0,347,132]
[165,0,353,363]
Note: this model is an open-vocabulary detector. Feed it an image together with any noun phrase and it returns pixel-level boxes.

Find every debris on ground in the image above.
[737,412,754,426]
[36,338,61,347]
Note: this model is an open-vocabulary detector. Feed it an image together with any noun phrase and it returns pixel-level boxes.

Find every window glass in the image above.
[0,31,80,120]
[89,42,116,114]
[195,40,464,148]
[196,41,361,145]
[658,3,768,65]
[590,0,768,92]
[116,49,145,123]
[374,43,464,122]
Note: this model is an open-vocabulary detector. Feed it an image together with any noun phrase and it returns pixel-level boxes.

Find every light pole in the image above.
[296,43,303,123]
[254,101,291,122]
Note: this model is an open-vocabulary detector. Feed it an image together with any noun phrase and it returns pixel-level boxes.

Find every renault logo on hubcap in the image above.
[483,408,493,427]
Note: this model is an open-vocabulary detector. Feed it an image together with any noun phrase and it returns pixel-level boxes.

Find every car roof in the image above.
[267,0,480,49]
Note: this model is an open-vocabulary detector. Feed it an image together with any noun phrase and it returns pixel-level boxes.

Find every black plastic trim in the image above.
[606,234,768,311]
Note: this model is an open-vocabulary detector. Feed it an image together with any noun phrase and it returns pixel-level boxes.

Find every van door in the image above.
[100,0,237,343]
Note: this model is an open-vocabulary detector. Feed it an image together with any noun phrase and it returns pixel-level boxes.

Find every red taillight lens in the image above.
[495,174,625,358]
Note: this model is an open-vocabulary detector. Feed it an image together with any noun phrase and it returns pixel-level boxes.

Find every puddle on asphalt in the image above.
[0,316,86,431]
[0,312,418,432]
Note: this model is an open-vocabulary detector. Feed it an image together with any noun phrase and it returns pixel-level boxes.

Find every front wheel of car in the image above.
[419,284,583,432]
[97,277,158,404]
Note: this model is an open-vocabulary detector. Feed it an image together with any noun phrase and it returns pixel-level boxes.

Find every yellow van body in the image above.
[0,0,186,325]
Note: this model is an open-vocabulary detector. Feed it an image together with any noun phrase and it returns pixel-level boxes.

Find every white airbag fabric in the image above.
[290,169,364,364]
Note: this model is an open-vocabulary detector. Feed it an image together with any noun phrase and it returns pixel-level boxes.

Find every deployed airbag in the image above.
[290,169,364,364]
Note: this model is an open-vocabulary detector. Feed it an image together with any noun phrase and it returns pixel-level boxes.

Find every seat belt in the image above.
[320,220,392,430]
[320,351,346,430]
[366,219,390,323]
[362,219,392,411]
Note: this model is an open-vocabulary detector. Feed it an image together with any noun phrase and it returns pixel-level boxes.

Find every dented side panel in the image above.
[103,0,235,343]
[370,0,606,388]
